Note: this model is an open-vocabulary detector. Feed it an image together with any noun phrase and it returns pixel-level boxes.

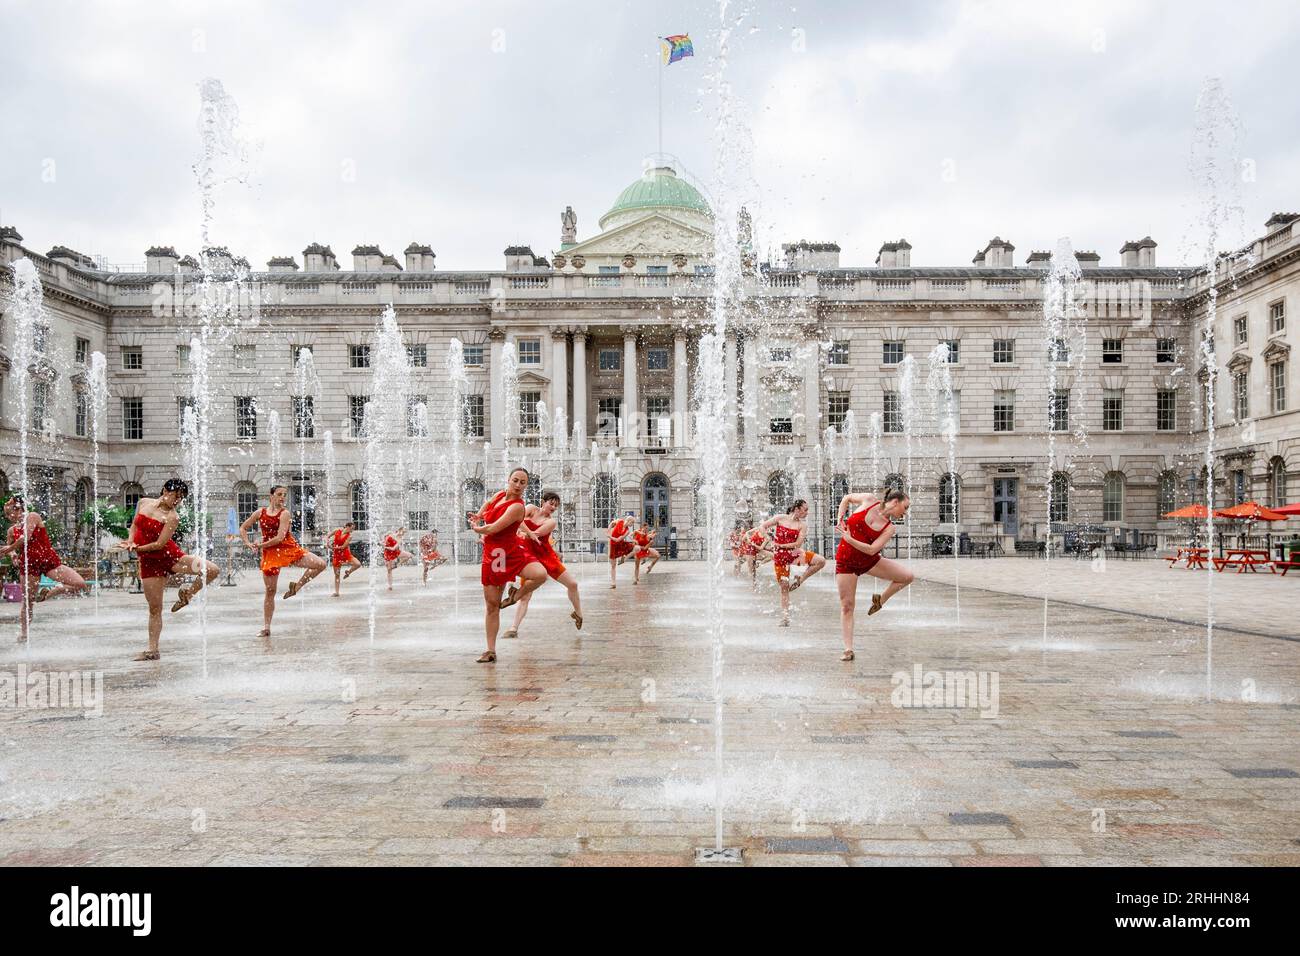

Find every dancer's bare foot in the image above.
[134,650,160,662]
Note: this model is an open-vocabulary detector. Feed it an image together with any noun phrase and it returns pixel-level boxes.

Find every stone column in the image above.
[571,331,587,442]
[550,327,568,425]
[742,330,759,451]
[804,340,821,446]
[489,329,505,448]
[724,332,738,447]
[622,327,638,447]
[673,329,689,448]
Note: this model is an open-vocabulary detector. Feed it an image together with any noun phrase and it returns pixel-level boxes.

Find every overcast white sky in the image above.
[1,0,1297,271]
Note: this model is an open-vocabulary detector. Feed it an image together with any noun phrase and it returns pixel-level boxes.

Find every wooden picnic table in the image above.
[1165,546,1210,570]
[1213,548,1273,574]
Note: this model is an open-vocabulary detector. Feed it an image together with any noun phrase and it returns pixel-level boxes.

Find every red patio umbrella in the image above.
[1163,503,1211,519]
[1270,502,1300,516]
[1213,501,1288,521]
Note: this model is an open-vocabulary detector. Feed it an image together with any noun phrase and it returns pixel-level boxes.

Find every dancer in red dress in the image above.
[632,523,660,584]
[759,499,827,626]
[468,467,548,663]
[122,479,221,661]
[1,495,88,643]
[381,526,414,591]
[834,489,914,661]
[419,530,448,584]
[729,526,745,575]
[328,521,361,596]
[606,512,636,589]
[239,485,326,637]
[501,491,583,639]
[739,524,771,588]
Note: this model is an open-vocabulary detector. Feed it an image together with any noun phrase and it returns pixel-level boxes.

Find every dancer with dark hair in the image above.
[632,523,660,584]
[606,511,636,589]
[1,495,88,643]
[833,489,914,661]
[239,484,326,637]
[759,498,827,626]
[382,526,414,590]
[328,520,361,596]
[419,529,447,584]
[468,467,547,663]
[739,523,772,589]
[123,478,220,661]
[501,490,583,639]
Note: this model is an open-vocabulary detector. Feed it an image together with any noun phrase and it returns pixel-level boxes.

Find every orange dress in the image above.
[259,508,306,576]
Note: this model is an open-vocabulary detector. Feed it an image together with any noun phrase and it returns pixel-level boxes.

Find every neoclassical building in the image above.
[1,166,1297,554]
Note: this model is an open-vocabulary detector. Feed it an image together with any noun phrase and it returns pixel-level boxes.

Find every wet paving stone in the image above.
[1226,768,1299,779]
[949,813,1014,826]
[443,797,546,809]
[549,735,617,742]
[614,777,665,787]
[657,717,710,724]
[764,837,852,854]
[1012,760,1079,769]
[325,754,407,764]
[812,734,867,744]
[1114,730,1180,738]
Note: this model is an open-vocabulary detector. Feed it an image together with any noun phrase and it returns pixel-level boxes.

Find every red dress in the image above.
[740,530,764,557]
[835,501,885,576]
[479,492,533,587]
[259,508,306,576]
[9,518,62,577]
[608,519,634,559]
[331,529,355,567]
[521,517,565,580]
[132,513,186,579]
[772,523,812,580]
[419,534,442,562]
[633,530,653,559]
[383,535,402,563]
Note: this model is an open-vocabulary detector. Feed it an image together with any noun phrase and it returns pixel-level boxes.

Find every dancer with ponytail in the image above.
[833,489,914,661]
[239,484,326,637]
[759,498,826,626]
[1,495,88,643]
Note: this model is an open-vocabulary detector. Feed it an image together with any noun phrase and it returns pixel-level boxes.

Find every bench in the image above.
[1273,560,1300,577]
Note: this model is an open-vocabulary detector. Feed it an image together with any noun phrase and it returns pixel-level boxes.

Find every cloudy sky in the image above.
[1,0,1297,271]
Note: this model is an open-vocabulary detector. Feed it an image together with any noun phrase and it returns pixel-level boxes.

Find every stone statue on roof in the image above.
[561,206,577,244]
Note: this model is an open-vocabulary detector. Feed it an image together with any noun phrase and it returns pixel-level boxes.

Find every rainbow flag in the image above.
[661,34,694,65]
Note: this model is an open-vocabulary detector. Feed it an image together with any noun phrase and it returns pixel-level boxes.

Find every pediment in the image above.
[1262,339,1290,362]
[1225,351,1252,371]
[517,369,551,387]
[559,213,713,259]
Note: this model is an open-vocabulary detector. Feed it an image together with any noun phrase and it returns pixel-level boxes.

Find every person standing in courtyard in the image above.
[382,526,414,590]
[468,467,548,663]
[240,485,326,637]
[1,495,89,644]
[760,499,827,626]
[501,490,583,639]
[419,529,447,584]
[606,511,636,589]
[833,489,914,661]
[632,522,660,584]
[327,520,361,596]
[122,479,220,661]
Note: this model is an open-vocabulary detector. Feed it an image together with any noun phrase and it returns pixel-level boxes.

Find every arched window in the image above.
[1269,456,1288,508]
[938,472,960,524]
[592,473,618,528]
[1050,472,1071,523]
[121,482,145,512]
[406,479,430,531]
[1157,470,1179,516]
[233,481,259,524]
[827,473,849,522]
[350,480,369,530]
[74,477,93,518]
[642,472,670,527]
[767,470,795,514]
[1102,471,1125,523]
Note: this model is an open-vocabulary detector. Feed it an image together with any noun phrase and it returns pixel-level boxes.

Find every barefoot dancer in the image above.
[468,467,548,663]
[760,498,827,626]
[834,490,914,661]
[607,512,636,589]
[239,485,326,637]
[632,523,660,584]
[1,496,88,643]
[328,521,361,595]
[123,479,220,661]
[419,530,447,584]
[501,491,583,639]
[382,526,414,590]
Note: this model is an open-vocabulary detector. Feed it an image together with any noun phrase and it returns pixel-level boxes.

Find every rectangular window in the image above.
[122,346,144,371]
[647,265,668,275]
[293,396,315,439]
[462,345,485,367]
[518,390,541,433]
[406,344,428,367]
[768,346,792,364]
[1050,389,1069,432]
[33,325,49,354]
[599,265,620,275]
[517,338,541,365]
[177,397,196,437]
[646,396,671,437]
[234,344,256,370]
[461,394,484,438]
[883,391,903,433]
[597,397,622,436]
[75,392,88,437]
[993,339,1015,364]
[1233,314,1248,346]
[31,382,51,431]
[1102,338,1123,363]
[75,337,89,365]
[828,341,850,366]
[235,396,257,439]
[942,339,960,363]
[1270,299,1286,333]
[350,395,368,438]
[122,397,144,440]
[348,344,371,369]
[406,395,428,437]
[290,344,311,367]
[598,349,621,371]
[1157,389,1177,431]
[1048,338,1069,363]
[1103,389,1124,431]
[1233,371,1249,421]
[994,390,1015,432]
[768,392,794,434]
[647,347,669,371]
[827,391,850,431]
[177,344,191,369]
[882,341,904,364]
[1156,338,1176,363]
[1271,360,1287,413]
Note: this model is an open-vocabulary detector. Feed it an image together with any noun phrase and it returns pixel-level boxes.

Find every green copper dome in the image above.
[600,167,712,228]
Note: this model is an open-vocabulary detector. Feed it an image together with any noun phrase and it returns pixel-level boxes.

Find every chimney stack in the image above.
[267,255,299,273]
[302,243,339,273]
[875,239,911,268]
[975,237,1014,268]
[404,243,436,272]
[144,245,180,274]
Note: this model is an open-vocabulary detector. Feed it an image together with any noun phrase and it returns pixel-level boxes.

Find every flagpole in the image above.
[657,40,663,162]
